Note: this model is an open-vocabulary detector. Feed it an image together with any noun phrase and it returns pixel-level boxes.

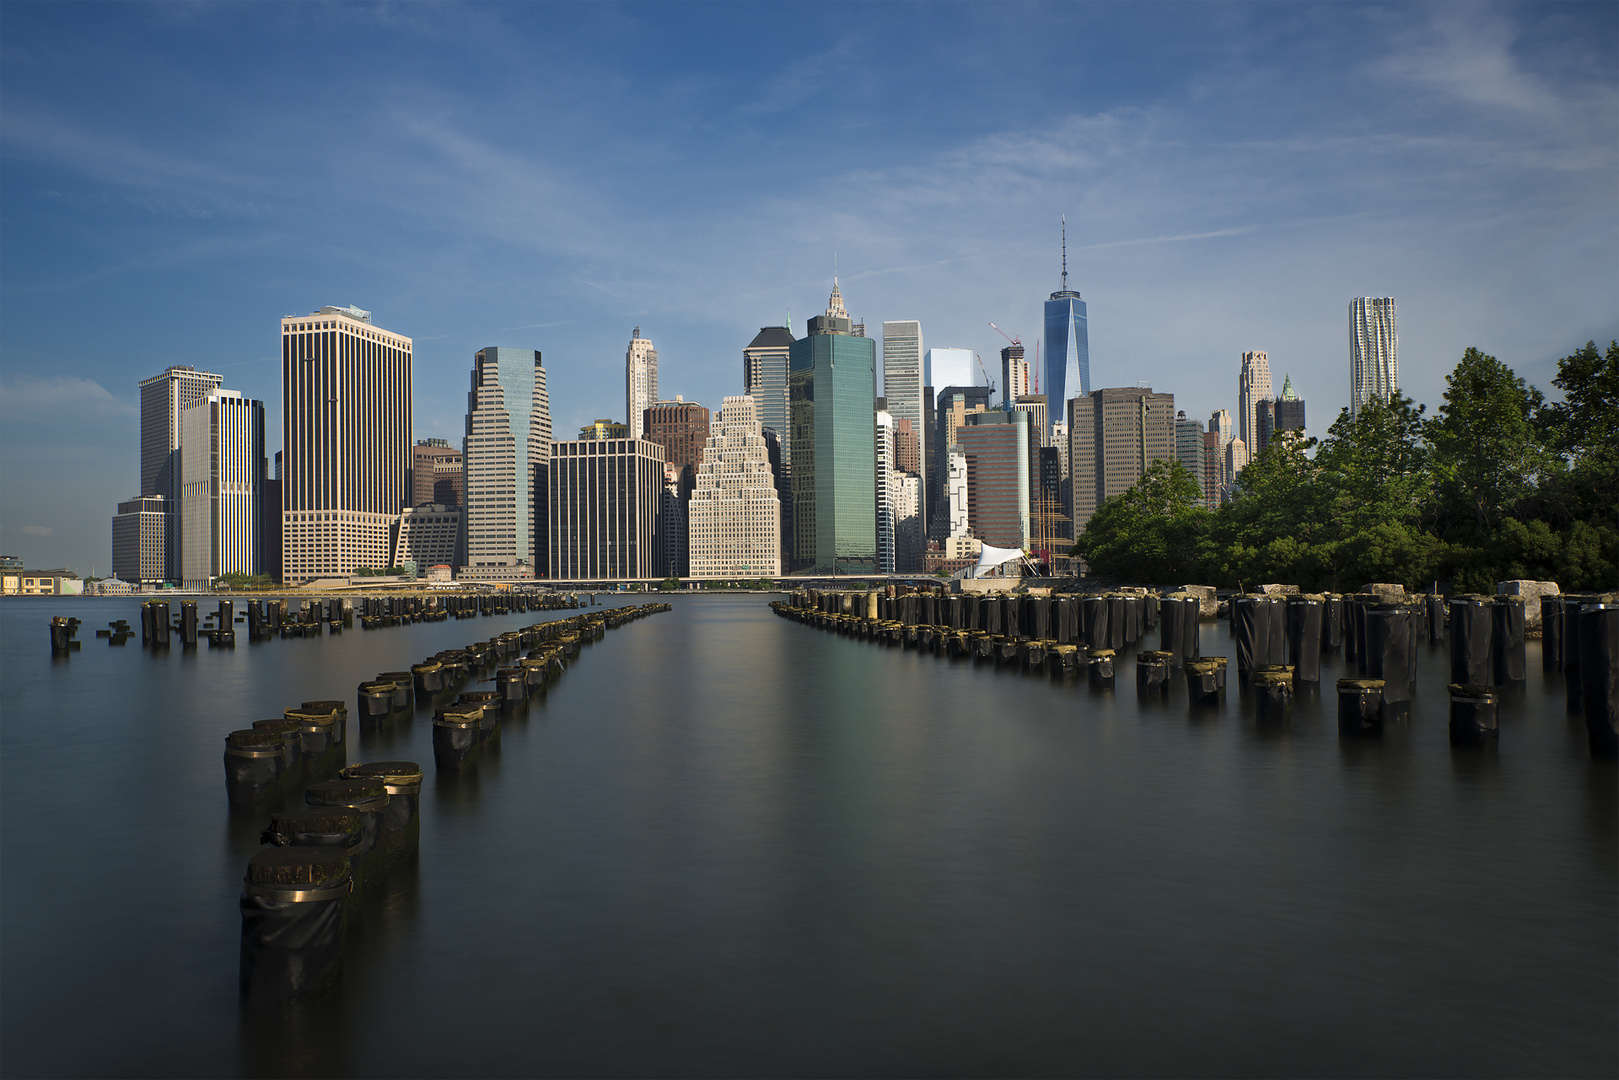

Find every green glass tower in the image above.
[789,280,876,574]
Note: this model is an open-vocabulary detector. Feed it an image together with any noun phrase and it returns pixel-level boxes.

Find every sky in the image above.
[1,1,1614,574]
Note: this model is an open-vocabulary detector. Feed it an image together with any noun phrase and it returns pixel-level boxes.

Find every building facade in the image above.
[1001,342,1029,405]
[1043,220,1090,429]
[688,395,780,579]
[1238,350,1272,450]
[1350,297,1398,417]
[658,464,690,578]
[280,305,411,585]
[957,410,1031,551]
[548,437,665,580]
[625,327,658,439]
[461,347,551,581]
[412,438,463,507]
[788,281,877,574]
[881,320,927,536]
[644,399,710,476]
[180,389,265,589]
[391,504,461,572]
[111,495,169,585]
[1274,375,1306,441]
[1175,411,1206,499]
[931,384,991,540]
[1068,386,1176,533]
[136,364,223,583]
[1012,394,1049,448]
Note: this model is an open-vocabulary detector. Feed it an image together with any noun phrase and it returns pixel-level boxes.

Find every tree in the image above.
[1074,458,1209,583]
[1427,347,1547,536]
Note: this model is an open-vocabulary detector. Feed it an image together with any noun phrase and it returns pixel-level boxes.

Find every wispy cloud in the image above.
[0,376,133,419]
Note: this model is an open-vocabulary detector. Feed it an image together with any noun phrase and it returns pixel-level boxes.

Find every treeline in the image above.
[1075,342,1619,592]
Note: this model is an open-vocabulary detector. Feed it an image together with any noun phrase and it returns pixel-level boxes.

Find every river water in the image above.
[1,594,1613,1077]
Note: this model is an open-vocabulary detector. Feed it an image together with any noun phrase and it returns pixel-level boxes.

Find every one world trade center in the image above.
[1043,217,1089,434]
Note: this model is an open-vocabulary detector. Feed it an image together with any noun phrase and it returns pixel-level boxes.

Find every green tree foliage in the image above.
[1076,344,1618,592]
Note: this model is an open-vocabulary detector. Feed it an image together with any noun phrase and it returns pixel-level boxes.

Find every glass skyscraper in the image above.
[789,280,876,574]
[462,346,551,579]
[1043,220,1089,434]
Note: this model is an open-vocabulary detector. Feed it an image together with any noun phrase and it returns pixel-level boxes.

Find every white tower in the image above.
[626,327,659,439]
[1349,297,1398,417]
[1238,351,1271,449]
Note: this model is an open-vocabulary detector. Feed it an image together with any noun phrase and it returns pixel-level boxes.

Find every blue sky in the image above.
[2,1,1614,573]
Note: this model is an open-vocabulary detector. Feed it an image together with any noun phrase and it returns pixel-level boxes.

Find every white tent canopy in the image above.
[971,542,1026,578]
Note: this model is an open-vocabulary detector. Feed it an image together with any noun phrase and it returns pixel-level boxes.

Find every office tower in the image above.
[1034,445,1064,558]
[761,428,790,565]
[136,364,223,582]
[789,280,877,574]
[1225,437,1250,495]
[1176,411,1206,498]
[1274,375,1307,441]
[876,411,896,574]
[882,320,927,536]
[626,327,658,439]
[1350,297,1398,417]
[391,504,461,574]
[926,349,977,403]
[1044,218,1090,431]
[644,398,711,476]
[179,389,265,589]
[1238,351,1272,449]
[263,453,281,582]
[1209,408,1233,447]
[1068,386,1175,533]
[893,417,920,473]
[745,326,795,551]
[548,435,665,580]
[1051,419,1070,542]
[461,347,551,581]
[931,384,991,540]
[412,439,463,507]
[280,305,411,585]
[659,464,690,578]
[957,410,1032,550]
[1001,343,1029,404]
[111,495,168,585]
[1255,400,1276,456]
[944,450,969,539]
[688,395,780,578]
[1012,394,1049,448]
[1201,431,1223,510]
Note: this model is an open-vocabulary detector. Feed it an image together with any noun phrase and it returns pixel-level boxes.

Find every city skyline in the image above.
[2,3,1615,573]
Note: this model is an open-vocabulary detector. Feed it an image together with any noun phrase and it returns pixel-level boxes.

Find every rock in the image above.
[1180,584,1218,620]
[1497,580,1560,630]
[1362,583,1406,602]
[1257,584,1300,595]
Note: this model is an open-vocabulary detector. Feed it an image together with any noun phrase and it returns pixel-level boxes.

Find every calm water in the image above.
[1,594,1613,1078]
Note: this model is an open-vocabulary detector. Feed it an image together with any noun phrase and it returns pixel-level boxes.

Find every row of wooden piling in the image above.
[231,602,672,1005]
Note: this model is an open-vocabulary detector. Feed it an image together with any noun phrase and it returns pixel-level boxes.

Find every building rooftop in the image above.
[747,326,794,350]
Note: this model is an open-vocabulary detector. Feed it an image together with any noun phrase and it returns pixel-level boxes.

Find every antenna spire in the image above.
[1061,215,1068,292]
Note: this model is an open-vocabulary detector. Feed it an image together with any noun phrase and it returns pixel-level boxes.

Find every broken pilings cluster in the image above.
[224,700,350,809]
[239,760,424,1006]
[1544,594,1619,757]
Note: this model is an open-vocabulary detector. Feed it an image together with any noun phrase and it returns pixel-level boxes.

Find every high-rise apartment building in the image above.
[548,435,665,580]
[1350,297,1398,417]
[111,495,168,585]
[1209,409,1233,447]
[957,410,1032,550]
[626,327,658,439]
[1043,219,1090,431]
[643,398,710,477]
[280,305,411,584]
[412,438,463,507]
[179,389,265,589]
[1238,350,1272,450]
[1175,411,1206,497]
[135,364,223,583]
[688,395,780,579]
[1068,386,1175,533]
[1001,342,1029,404]
[461,347,550,580]
[881,320,926,533]
[789,281,876,574]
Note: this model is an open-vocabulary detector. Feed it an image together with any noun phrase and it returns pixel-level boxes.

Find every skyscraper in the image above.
[461,347,551,580]
[626,327,658,439]
[643,398,711,477]
[925,348,977,401]
[1350,297,1398,417]
[1068,386,1175,533]
[548,435,665,581]
[179,389,265,589]
[957,410,1031,550]
[882,320,926,533]
[1209,408,1233,447]
[1001,342,1029,404]
[743,325,795,563]
[789,280,877,574]
[111,495,168,585]
[876,410,896,574]
[1043,218,1090,431]
[280,305,411,585]
[1274,375,1307,441]
[1175,411,1206,499]
[136,364,223,582]
[1238,350,1272,450]
[688,395,781,579]
[412,439,463,507]
[1011,394,1049,448]
[931,383,991,540]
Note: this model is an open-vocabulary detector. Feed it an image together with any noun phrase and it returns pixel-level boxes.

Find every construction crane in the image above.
[988,322,1021,348]
[974,352,996,400]
[989,322,1033,394]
